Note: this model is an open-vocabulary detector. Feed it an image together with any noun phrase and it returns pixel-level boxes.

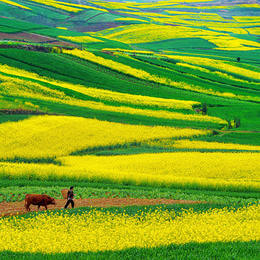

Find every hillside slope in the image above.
[0,0,259,182]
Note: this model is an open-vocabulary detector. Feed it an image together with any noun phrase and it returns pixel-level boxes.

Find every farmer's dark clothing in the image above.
[67,190,74,199]
[64,190,75,208]
[64,199,74,209]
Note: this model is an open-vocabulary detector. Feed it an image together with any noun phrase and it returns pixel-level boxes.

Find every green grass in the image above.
[97,52,259,97]
[3,167,257,193]
[0,114,32,124]
[0,17,46,31]
[69,10,101,22]
[0,178,259,204]
[0,241,259,260]
[1,96,222,129]
[21,3,69,20]
[196,132,260,146]
[11,202,249,220]
[134,38,217,51]
[2,48,257,109]
[0,25,20,33]
[137,56,260,90]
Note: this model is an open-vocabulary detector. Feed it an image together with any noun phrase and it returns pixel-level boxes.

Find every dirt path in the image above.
[0,198,206,217]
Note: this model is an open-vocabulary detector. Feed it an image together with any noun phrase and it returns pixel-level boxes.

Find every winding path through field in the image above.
[0,198,206,217]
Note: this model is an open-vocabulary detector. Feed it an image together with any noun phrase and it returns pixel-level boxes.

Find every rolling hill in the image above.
[0,0,259,259]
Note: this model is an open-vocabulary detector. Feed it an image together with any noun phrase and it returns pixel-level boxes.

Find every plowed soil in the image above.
[0,198,206,217]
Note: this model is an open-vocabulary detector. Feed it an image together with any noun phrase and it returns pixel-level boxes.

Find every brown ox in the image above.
[25,194,56,211]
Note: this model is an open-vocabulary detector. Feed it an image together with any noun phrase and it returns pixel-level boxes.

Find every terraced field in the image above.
[0,0,259,259]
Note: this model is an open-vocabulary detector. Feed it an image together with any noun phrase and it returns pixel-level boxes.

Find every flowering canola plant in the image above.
[93,24,222,44]
[176,62,256,86]
[172,140,260,151]
[0,73,223,125]
[163,55,260,81]
[58,35,103,43]
[0,0,31,9]
[63,50,259,102]
[247,27,260,35]
[0,63,199,110]
[0,152,259,191]
[0,204,259,253]
[28,0,82,12]
[0,115,209,159]
[92,23,260,50]
[1,64,229,125]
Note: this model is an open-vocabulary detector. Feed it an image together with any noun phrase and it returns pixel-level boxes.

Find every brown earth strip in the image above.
[0,32,55,42]
[0,109,62,115]
[0,198,206,217]
[0,32,77,47]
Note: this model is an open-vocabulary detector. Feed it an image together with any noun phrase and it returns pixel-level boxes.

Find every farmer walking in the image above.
[64,186,75,209]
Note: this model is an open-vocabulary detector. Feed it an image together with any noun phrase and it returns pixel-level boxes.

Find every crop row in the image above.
[93,23,260,51]
[0,204,259,253]
[162,54,260,81]
[63,49,259,102]
[0,0,30,10]
[146,139,260,151]
[1,241,258,259]
[0,152,259,192]
[0,66,227,127]
[130,55,259,94]
[1,62,200,111]
[0,185,258,204]
[0,115,209,159]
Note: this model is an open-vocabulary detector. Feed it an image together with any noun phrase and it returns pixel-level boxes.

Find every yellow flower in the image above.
[0,205,259,253]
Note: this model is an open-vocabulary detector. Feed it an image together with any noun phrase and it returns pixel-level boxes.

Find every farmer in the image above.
[64,186,75,209]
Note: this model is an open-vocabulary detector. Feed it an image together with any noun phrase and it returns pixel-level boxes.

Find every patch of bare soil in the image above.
[0,198,206,217]
[0,32,54,42]
[0,32,77,47]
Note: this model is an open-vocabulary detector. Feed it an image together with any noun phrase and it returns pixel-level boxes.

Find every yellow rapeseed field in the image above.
[55,1,108,12]
[128,0,215,9]
[1,72,225,125]
[166,11,224,21]
[92,22,260,50]
[163,55,260,81]
[0,115,209,159]
[208,27,248,34]
[176,62,253,84]
[247,27,260,35]
[0,152,259,191]
[28,0,82,12]
[93,24,221,44]
[203,36,260,51]
[172,140,260,151]
[56,27,67,30]
[0,205,259,253]
[166,3,260,10]
[102,48,154,54]
[58,35,103,43]
[0,0,31,9]
[63,50,259,102]
[233,16,260,23]
[89,0,136,10]
[0,63,200,110]
[68,84,199,110]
